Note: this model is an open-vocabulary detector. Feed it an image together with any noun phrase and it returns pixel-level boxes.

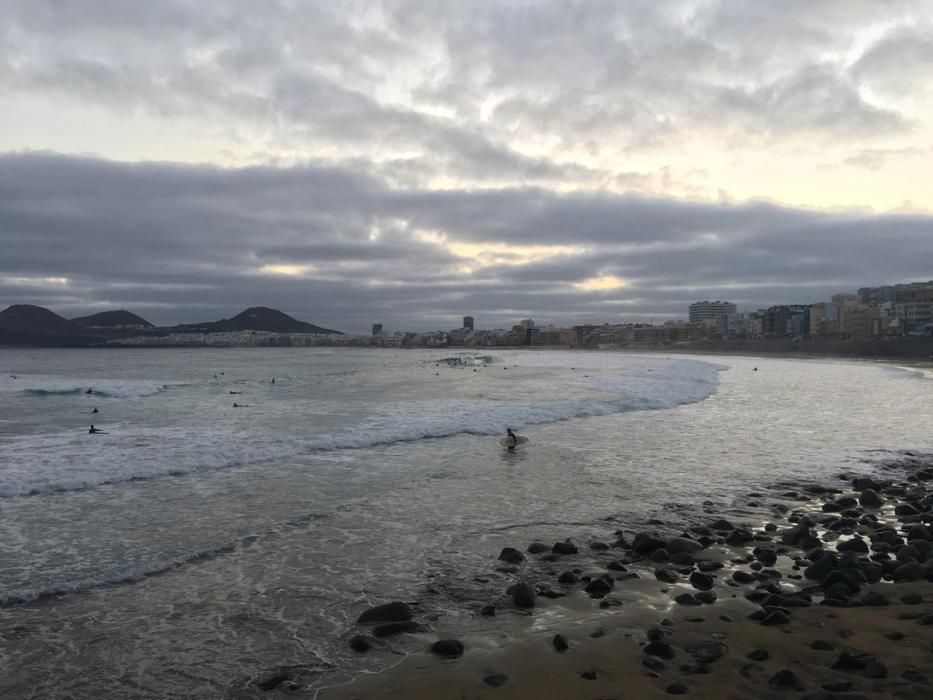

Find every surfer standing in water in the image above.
[506,428,518,451]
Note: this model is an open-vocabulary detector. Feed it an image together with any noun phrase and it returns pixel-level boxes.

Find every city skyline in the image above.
[2,2,933,334]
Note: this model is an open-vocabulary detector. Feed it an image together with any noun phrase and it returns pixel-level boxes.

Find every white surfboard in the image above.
[499,435,529,447]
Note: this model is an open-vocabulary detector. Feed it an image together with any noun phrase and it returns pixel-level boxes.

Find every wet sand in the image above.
[319,452,933,700]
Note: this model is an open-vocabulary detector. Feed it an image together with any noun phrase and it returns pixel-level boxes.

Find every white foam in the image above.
[0,357,721,498]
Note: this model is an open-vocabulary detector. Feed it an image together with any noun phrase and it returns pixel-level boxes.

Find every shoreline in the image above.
[315,451,933,699]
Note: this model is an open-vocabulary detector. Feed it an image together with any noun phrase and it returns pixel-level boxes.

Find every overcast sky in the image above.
[2,1,932,332]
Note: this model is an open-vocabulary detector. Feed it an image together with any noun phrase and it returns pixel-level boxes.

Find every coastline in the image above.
[316,451,933,700]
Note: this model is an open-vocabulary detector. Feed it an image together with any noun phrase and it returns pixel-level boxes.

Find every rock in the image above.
[864,661,888,678]
[696,591,718,605]
[599,597,623,609]
[357,601,412,624]
[552,541,578,555]
[831,648,877,671]
[859,489,885,508]
[803,553,836,581]
[430,639,464,658]
[675,593,701,606]
[709,519,735,530]
[810,639,834,650]
[760,610,790,625]
[901,593,922,604]
[725,528,754,545]
[579,670,598,680]
[747,649,769,661]
[861,592,889,606]
[782,521,813,546]
[349,635,376,652]
[823,570,859,595]
[667,537,703,554]
[585,577,613,596]
[650,548,671,562]
[632,532,666,555]
[756,549,778,567]
[916,613,933,625]
[498,547,525,564]
[643,655,666,672]
[527,542,549,554]
[552,634,569,652]
[689,572,714,591]
[893,562,923,581]
[647,626,671,642]
[656,569,680,583]
[697,560,723,572]
[606,560,628,571]
[853,477,882,491]
[483,674,508,687]
[666,682,688,694]
[769,669,805,691]
[589,541,610,551]
[884,631,904,640]
[480,605,496,616]
[557,570,578,584]
[685,640,727,663]
[732,570,755,584]
[838,537,869,553]
[670,552,696,566]
[644,641,676,659]
[901,669,928,683]
[509,582,536,608]
[373,621,427,637]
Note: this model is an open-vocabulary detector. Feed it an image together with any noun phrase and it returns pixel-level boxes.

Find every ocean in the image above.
[0,348,931,697]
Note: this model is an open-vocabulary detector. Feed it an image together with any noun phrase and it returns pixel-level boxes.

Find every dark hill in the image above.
[72,310,154,328]
[0,304,82,334]
[174,306,342,334]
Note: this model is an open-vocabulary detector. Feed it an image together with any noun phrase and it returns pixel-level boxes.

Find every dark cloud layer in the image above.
[1,153,931,332]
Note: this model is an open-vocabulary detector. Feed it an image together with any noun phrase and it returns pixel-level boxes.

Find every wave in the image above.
[0,512,328,607]
[0,358,721,498]
[2,373,177,398]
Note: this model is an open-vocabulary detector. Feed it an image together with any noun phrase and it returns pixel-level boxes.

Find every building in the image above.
[831,292,858,307]
[808,303,836,337]
[371,323,383,336]
[762,305,807,337]
[857,286,896,305]
[463,316,474,331]
[688,301,737,325]
[896,281,933,333]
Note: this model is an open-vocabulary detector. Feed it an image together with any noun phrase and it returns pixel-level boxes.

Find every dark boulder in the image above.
[498,547,525,564]
[557,570,578,584]
[685,640,727,663]
[859,489,885,508]
[509,582,536,608]
[527,542,549,554]
[893,562,923,581]
[349,635,377,653]
[689,572,714,591]
[667,537,703,554]
[837,538,869,554]
[656,569,680,583]
[430,639,464,658]
[632,532,666,554]
[768,669,804,691]
[552,541,579,555]
[585,577,613,596]
[483,674,508,687]
[357,601,412,624]
[644,641,676,659]
[675,593,701,606]
[552,634,569,652]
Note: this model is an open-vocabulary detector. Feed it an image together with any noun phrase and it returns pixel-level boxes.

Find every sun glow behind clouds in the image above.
[574,275,627,291]
[1,275,70,286]
[257,264,314,277]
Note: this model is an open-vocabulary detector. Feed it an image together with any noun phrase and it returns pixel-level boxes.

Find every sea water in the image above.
[0,348,930,697]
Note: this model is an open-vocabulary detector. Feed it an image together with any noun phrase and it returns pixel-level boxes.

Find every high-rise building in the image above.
[831,292,858,307]
[371,323,383,336]
[463,315,474,331]
[688,301,736,325]
[858,286,896,304]
[895,281,933,333]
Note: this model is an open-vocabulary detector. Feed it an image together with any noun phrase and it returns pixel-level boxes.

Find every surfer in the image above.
[233,402,249,407]
[92,407,99,414]
[506,428,518,451]
[271,377,275,384]
[88,425,106,434]
[86,388,93,395]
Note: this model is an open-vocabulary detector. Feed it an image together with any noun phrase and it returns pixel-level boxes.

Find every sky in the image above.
[1,1,932,333]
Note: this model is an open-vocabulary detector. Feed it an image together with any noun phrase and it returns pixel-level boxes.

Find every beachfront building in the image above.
[688,301,737,326]
[463,315,474,331]
[896,281,933,334]
[371,323,383,336]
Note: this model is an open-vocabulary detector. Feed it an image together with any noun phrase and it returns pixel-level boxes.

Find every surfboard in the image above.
[499,435,529,447]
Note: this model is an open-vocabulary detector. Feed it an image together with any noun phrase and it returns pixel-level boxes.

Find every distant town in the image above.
[1,279,931,358]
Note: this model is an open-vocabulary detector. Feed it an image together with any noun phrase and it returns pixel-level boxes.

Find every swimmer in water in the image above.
[88,425,106,434]
[92,407,99,414]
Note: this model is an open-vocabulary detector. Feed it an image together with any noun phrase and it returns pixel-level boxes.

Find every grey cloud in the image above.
[2,153,932,332]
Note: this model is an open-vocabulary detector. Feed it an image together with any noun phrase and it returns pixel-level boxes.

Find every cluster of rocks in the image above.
[342,455,932,697]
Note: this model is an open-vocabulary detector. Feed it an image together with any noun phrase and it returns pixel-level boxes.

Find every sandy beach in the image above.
[318,452,933,700]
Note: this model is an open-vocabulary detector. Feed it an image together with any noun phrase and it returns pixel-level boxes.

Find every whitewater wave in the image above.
[0,358,721,498]
[1,373,177,398]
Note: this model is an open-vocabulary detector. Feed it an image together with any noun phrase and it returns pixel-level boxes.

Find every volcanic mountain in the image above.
[0,304,82,335]
[173,306,342,334]
[71,310,154,328]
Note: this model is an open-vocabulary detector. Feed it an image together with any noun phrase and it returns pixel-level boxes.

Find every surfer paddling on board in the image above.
[88,425,107,434]
[506,428,518,451]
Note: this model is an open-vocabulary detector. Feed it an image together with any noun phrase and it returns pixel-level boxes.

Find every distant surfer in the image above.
[233,402,249,407]
[86,388,93,395]
[92,407,99,414]
[88,425,106,434]
[506,428,518,452]
[271,377,275,384]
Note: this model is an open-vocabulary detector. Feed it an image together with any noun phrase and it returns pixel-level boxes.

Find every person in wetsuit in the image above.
[506,428,518,451]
